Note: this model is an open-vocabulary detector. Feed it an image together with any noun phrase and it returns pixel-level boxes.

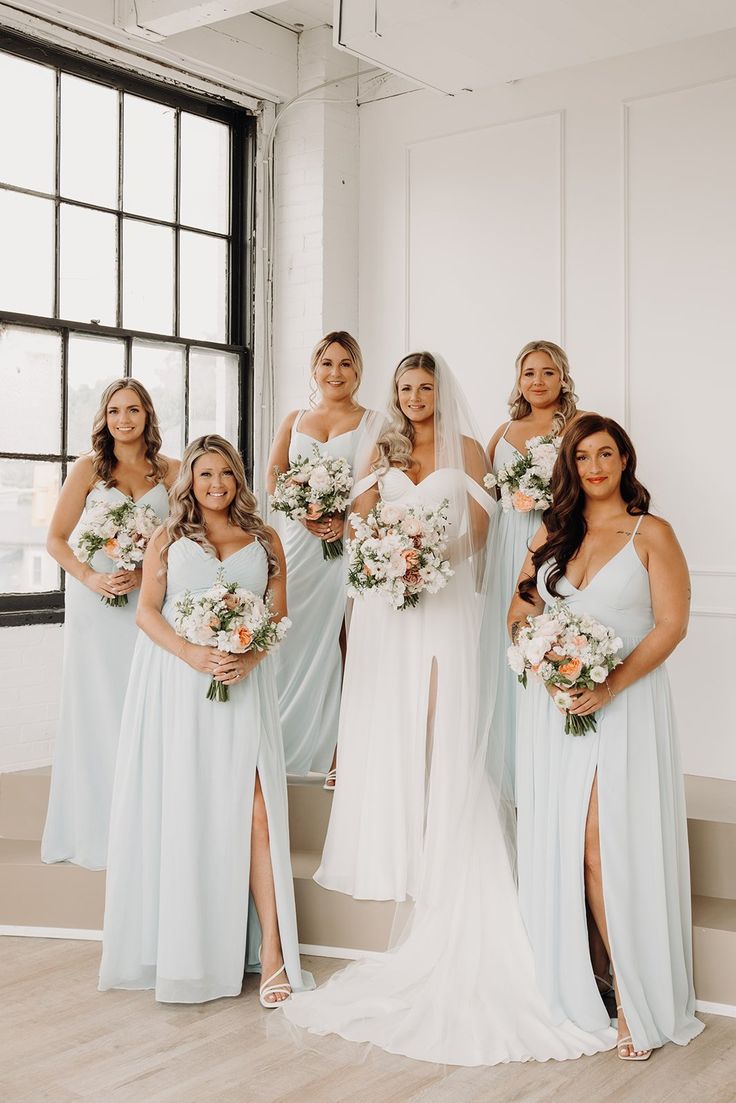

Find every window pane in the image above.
[0,53,55,193]
[0,459,60,593]
[60,74,119,208]
[123,95,176,221]
[188,348,239,443]
[0,326,62,454]
[131,340,185,457]
[179,231,227,342]
[60,204,117,326]
[0,191,54,316]
[180,113,229,233]
[122,219,174,335]
[68,333,126,456]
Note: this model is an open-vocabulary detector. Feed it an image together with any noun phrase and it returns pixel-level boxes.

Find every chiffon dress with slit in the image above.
[274,409,370,775]
[284,468,618,1065]
[492,424,546,794]
[99,536,312,1004]
[41,481,170,870]
[516,515,704,1054]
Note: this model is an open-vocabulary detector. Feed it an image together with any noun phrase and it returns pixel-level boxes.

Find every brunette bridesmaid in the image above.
[42,380,178,869]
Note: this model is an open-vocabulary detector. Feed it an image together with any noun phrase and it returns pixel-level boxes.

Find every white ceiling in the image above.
[305,0,736,93]
[253,0,333,31]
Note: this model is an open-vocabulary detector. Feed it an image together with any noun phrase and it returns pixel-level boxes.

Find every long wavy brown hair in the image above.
[90,378,167,488]
[519,413,650,603]
[508,339,578,434]
[375,352,436,473]
[162,435,279,577]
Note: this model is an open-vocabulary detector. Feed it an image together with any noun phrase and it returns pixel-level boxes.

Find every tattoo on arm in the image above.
[511,621,521,644]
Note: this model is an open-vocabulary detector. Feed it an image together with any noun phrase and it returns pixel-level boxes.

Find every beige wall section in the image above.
[356,28,736,780]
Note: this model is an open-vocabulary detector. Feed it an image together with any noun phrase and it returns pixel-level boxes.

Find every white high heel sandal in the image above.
[258,945,291,1008]
[616,1005,652,1061]
[323,769,337,791]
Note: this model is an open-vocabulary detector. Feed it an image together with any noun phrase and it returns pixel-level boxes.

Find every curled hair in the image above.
[309,330,364,406]
[518,414,650,604]
[90,378,167,488]
[508,340,578,434]
[375,352,436,473]
[162,435,279,578]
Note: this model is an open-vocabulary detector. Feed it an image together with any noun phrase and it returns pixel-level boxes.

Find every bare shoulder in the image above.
[263,525,284,554]
[486,421,510,455]
[161,455,180,487]
[462,434,486,462]
[637,513,679,549]
[66,454,96,491]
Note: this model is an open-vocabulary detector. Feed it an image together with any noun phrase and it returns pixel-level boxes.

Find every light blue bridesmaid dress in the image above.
[41,482,170,870]
[516,515,704,1053]
[274,409,370,775]
[492,423,545,793]
[99,536,312,1003]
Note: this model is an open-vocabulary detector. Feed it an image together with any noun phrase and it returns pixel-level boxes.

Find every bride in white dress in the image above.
[284,353,616,1064]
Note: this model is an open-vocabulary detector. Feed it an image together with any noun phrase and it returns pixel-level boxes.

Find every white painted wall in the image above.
[357,30,736,780]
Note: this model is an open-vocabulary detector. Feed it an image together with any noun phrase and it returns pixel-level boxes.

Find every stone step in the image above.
[1,769,735,1006]
[0,838,105,929]
[684,776,736,900]
[692,895,736,1006]
[0,767,51,841]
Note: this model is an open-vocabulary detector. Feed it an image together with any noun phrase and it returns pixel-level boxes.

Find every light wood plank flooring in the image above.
[1,937,734,1103]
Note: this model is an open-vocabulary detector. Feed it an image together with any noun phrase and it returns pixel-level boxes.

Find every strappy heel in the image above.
[616,1005,652,1061]
[258,944,291,1008]
[323,768,337,791]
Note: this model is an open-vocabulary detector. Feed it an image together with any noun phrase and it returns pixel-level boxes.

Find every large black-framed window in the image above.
[0,29,255,626]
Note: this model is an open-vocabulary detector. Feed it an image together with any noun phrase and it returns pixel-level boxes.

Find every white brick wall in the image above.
[272,26,360,421]
[0,625,64,771]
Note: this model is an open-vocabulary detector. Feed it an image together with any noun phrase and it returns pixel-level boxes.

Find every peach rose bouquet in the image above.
[74,497,160,607]
[173,570,290,702]
[484,433,559,513]
[347,499,453,611]
[270,445,354,561]
[507,598,623,734]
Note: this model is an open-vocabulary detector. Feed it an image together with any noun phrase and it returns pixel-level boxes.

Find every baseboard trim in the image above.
[298,942,382,960]
[695,999,736,1018]
[0,925,102,940]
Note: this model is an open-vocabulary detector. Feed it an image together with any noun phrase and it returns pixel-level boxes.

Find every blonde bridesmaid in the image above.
[267,332,376,784]
[486,340,581,791]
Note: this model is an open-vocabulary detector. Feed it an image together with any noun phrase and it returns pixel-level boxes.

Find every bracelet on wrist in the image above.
[606,682,615,702]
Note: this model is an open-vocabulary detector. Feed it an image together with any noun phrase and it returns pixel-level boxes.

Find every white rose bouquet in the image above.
[484,433,560,513]
[270,444,354,562]
[173,570,290,702]
[347,499,453,611]
[74,498,161,606]
[507,598,623,734]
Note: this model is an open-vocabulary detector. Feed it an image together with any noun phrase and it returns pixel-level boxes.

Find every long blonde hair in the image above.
[309,330,364,406]
[90,378,167,488]
[162,435,279,577]
[508,340,578,433]
[375,352,436,472]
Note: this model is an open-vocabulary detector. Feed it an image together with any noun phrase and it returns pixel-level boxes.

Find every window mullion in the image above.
[54,67,61,319]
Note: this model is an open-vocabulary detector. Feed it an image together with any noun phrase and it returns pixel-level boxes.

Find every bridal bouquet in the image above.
[507,598,623,734]
[347,499,453,611]
[74,498,161,606]
[174,570,290,702]
[270,446,354,561]
[484,434,559,512]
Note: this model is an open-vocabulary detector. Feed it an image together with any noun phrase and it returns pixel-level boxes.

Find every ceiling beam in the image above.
[115,0,277,39]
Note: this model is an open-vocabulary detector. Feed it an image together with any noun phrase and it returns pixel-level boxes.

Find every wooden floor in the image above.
[1,938,735,1103]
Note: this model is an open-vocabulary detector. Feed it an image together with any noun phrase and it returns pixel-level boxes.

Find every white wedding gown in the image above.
[285,467,616,1064]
